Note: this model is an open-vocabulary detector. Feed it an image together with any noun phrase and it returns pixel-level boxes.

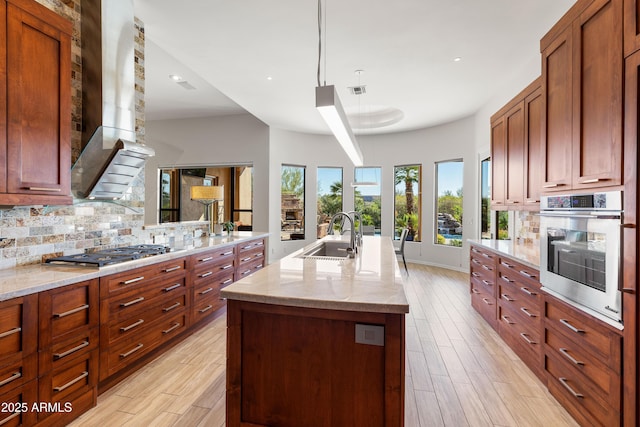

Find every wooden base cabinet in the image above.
[226,300,405,427]
[543,295,622,426]
[469,245,498,329]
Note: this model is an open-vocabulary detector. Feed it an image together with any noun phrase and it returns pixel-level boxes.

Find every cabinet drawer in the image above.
[237,238,265,255]
[106,292,187,344]
[471,284,497,329]
[237,248,265,268]
[498,305,541,356]
[0,378,37,427]
[497,280,542,325]
[471,273,495,298]
[192,258,235,281]
[192,293,225,323]
[0,352,36,396]
[190,246,236,269]
[104,277,187,323]
[0,295,37,361]
[193,272,234,302]
[101,258,186,298]
[545,297,621,370]
[545,351,619,427]
[102,312,187,379]
[498,257,539,287]
[39,348,98,406]
[236,258,265,279]
[39,327,99,374]
[545,325,620,408]
[39,279,98,348]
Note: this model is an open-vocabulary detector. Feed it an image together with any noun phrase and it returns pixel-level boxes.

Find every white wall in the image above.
[143,114,270,234]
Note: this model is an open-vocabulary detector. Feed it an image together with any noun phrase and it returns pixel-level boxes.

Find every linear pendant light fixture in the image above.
[316,85,363,166]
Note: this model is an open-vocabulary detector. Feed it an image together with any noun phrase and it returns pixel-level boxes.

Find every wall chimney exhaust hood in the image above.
[71,0,154,200]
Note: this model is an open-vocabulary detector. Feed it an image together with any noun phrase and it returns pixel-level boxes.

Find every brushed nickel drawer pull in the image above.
[520,333,536,345]
[558,377,583,399]
[526,199,540,203]
[200,256,213,262]
[241,269,251,276]
[199,271,213,278]
[482,298,493,306]
[120,297,145,307]
[241,245,253,250]
[559,319,585,334]
[162,322,181,334]
[471,259,481,265]
[501,315,514,324]
[53,340,89,360]
[482,253,492,259]
[520,307,536,317]
[27,187,61,192]
[120,343,144,359]
[481,280,492,286]
[0,411,20,425]
[481,265,493,271]
[501,294,514,302]
[53,371,88,393]
[221,264,233,270]
[579,178,605,184]
[241,257,252,262]
[471,288,480,294]
[163,266,182,273]
[471,248,481,253]
[559,347,584,366]
[501,276,513,283]
[542,183,562,188]
[519,270,536,279]
[471,272,480,278]
[221,278,233,285]
[53,304,89,318]
[0,327,21,339]
[163,302,181,312]
[121,276,145,285]
[120,319,144,332]
[163,283,182,292]
[520,287,537,296]
[199,305,213,313]
[501,261,514,268]
[0,371,21,387]
[200,287,214,295]
[221,251,233,256]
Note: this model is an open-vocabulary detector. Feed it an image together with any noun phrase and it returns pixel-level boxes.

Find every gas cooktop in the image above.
[45,244,170,267]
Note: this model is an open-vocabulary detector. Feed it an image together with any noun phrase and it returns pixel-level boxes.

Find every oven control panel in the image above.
[541,191,622,211]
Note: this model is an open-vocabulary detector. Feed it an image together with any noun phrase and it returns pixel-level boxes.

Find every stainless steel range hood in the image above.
[71,0,154,200]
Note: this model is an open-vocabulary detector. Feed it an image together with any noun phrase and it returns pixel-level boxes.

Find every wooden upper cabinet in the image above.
[524,85,543,205]
[2,0,72,206]
[541,0,623,193]
[624,0,640,56]
[541,25,573,192]
[490,117,506,208]
[505,102,525,205]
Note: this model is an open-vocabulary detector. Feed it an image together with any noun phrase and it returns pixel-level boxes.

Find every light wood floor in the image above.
[70,263,579,427]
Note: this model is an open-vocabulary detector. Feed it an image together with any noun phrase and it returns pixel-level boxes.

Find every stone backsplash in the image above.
[515,210,540,246]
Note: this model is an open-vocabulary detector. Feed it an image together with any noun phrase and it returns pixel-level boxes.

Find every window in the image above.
[497,211,510,240]
[232,166,253,230]
[281,165,305,241]
[353,167,381,234]
[317,167,343,238]
[394,165,421,241]
[435,160,463,247]
[480,157,491,239]
[159,169,180,223]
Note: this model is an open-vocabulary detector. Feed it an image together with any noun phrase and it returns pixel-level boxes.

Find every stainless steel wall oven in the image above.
[539,191,623,324]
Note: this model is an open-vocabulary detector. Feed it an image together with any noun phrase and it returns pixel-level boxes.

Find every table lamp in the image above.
[190,185,224,235]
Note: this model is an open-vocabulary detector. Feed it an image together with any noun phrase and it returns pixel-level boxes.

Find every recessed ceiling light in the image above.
[169,74,183,82]
[453,57,462,62]
[266,76,273,81]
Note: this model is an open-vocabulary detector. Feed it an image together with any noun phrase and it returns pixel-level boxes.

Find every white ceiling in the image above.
[134,0,576,135]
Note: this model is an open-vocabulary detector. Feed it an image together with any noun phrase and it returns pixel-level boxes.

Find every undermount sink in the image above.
[298,240,354,259]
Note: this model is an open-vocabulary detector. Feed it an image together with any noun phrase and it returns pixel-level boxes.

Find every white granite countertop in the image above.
[221,235,410,314]
[467,239,540,269]
[0,231,269,302]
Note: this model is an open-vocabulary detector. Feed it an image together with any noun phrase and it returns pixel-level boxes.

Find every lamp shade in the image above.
[316,85,363,166]
[190,185,224,201]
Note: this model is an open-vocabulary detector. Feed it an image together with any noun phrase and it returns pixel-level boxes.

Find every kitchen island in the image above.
[221,235,409,427]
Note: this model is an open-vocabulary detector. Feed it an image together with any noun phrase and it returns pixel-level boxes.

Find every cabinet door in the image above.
[572,0,623,189]
[542,25,573,192]
[505,101,525,205]
[5,1,72,203]
[623,0,640,56]
[524,86,543,206]
[490,117,506,208]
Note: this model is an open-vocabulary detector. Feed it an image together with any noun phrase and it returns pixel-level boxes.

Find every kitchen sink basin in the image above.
[298,240,353,259]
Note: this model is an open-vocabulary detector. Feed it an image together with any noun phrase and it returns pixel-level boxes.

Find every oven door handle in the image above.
[538,212,621,220]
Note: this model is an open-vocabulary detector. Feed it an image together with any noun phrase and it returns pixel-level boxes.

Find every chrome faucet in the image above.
[347,210,363,248]
[327,212,356,256]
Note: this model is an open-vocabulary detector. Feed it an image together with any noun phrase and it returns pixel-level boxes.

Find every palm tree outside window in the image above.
[394,165,421,242]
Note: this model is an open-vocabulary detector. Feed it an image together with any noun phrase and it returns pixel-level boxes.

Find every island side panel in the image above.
[225,300,405,427]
